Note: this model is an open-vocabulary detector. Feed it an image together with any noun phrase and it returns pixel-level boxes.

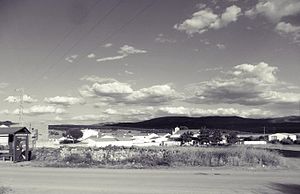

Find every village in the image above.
[48,126,299,147]
[1,122,299,162]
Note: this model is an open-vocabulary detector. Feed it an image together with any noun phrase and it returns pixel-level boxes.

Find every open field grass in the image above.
[31,146,283,168]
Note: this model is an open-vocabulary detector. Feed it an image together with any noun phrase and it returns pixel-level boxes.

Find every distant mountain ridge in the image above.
[106,116,300,133]
[0,121,18,127]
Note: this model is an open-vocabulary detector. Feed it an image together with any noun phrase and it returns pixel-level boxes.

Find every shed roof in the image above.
[0,127,31,135]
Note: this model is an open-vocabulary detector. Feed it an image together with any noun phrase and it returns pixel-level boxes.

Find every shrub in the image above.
[0,186,12,194]
[270,139,280,144]
[280,138,293,145]
[293,139,300,144]
[32,146,283,168]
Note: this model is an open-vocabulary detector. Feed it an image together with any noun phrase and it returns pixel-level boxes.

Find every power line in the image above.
[31,0,122,87]
[54,0,157,80]
[31,0,103,75]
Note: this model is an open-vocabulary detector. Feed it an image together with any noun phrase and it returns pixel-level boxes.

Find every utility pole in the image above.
[16,88,24,126]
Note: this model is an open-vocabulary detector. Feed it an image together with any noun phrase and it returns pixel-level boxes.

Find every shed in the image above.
[0,127,31,162]
[268,133,297,142]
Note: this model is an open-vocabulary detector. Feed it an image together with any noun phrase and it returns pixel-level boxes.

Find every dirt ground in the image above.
[0,158,300,194]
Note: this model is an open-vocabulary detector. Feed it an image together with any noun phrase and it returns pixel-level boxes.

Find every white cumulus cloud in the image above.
[44,96,85,106]
[13,105,66,116]
[187,62,300,106]
[4,95,38,103]
[275,22,300,43]
[65,55,78,63]
[96,45,147,62]
[79,77,180,105]
[71,114,107,121]
[246,0,300,22]
[174,5,241,35]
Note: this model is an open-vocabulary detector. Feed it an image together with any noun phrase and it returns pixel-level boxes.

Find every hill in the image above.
[106,116,300,133]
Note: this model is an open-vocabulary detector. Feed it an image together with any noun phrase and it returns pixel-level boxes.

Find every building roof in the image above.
[0,127,31,135]
[269,133,296,136]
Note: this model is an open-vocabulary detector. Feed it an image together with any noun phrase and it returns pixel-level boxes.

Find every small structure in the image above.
[268,133,297,142]
[244,141,267,145]
[0,127,31,162]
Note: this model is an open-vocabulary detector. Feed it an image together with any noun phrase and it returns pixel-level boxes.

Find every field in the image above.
[31,146,283,168]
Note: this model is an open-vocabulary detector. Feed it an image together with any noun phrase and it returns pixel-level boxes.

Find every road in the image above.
[0,165,299,194]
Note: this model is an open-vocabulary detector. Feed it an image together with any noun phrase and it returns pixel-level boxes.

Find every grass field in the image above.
[32,146,283,168]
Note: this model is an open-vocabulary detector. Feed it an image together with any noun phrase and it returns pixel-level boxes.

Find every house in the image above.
[0,127,31,162]
[268,133,297,142]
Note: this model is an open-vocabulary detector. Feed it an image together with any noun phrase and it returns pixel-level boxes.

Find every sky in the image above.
[0,0,300,127]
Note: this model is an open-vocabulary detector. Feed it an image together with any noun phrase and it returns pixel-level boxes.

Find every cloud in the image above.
[65,55,78,63]
[4,95,38,103]
[96,55,127,62]
[275,22,300,43]
[198,67,223,72]
[246,0,300,22]
[0,109,9,114]
[174,5,241,35]
[44,96,85,106]
[124,70,134,75]
[103,107,154,117]
[187,62,300,106]
[103,43,113,48]
[87,53,96,58]
[79,77,180,105]
[155,34,177,43]
[157,106,190,116]
[233,62,278,83]
[156,106,273,118]
[80,75,117,83]
[71,114,107,121]
[93,102,108,108]
[0,83,8,89]
[216,43,226,49]
[96,45,147,62]
[79,81,133,98]
[125,85,180,104]
[13,105,66,116]
[118,45,147,55]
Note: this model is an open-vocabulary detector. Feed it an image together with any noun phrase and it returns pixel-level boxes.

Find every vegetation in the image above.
[178,129,238,146]
[65,129,83,142]
[32,146,283,168]
[0,186,12,194]
[280,138,294,145]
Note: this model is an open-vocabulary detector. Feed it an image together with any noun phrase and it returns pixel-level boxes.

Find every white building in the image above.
[268,133,297,142]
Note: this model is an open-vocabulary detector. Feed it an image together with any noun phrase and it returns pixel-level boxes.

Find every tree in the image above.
[66,129,83,143]
[180,131,194,146]
[280,138,293,145]
[198,128,210,145]
[211,129,223,144]
[226,132,238,144]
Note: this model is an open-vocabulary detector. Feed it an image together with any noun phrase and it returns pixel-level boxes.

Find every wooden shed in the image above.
[0,127,31,162]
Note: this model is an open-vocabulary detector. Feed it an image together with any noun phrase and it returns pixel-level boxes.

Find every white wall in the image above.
[244,141,267,145]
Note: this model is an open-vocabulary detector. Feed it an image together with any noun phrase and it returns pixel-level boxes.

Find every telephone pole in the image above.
[16,88,24,126]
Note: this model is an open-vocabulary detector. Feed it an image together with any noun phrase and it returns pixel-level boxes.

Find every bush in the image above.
[293,139,300,144]
[270,139,280,144]
[280,138,293,145]
[0,186,12,194]
[32,146,283,168]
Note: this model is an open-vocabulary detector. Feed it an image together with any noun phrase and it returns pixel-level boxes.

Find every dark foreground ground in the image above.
[0,161,300,194]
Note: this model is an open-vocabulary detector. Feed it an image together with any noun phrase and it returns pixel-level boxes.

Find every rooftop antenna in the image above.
[15,88,24,126]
